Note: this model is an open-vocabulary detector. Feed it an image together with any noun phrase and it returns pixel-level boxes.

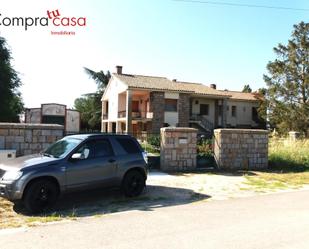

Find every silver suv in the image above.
[0,134,148,213]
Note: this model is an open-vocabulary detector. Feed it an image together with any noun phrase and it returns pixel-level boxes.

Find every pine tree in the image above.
[242,84,252,93]
[264,22,309,135]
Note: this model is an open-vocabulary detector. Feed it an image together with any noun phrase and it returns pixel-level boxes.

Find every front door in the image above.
[65,139,117,189]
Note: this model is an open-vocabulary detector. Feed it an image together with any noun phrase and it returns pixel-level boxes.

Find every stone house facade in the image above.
[101,66,264,136]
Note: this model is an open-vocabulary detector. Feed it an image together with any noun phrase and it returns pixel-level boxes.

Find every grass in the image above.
[244,171,309,191]
[244,138,309,191]
[0,197,79,228]
[268,138,309,171]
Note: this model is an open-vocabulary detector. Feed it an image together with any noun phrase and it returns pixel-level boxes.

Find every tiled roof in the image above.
[113,73,230,98]
[176,81,231,97]
[219,90,260,101]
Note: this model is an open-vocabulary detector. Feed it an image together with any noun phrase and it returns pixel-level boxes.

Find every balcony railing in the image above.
[118,111,153,119]
[118,111,126,118]
[103,113,108,120]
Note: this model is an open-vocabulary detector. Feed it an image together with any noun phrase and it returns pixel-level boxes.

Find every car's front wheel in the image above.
[23,179,59,214]
[122,170,145,197]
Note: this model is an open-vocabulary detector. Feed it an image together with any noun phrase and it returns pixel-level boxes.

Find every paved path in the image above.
[1,190,309,249]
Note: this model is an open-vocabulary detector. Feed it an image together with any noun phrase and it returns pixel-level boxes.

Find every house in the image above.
[101,66,263,136]
[25,103,80,134]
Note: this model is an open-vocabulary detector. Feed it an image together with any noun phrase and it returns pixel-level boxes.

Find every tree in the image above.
[264,22,309,135]
[0,36,23,122]
[74,68,111,131]
[242,84,252,93]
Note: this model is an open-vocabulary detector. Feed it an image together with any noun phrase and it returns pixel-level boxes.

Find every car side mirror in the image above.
[71,153,83,160]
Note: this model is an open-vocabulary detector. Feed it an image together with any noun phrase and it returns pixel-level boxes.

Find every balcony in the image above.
[103,113,108,120]
[118,111,153,119]
[118,111,126,118]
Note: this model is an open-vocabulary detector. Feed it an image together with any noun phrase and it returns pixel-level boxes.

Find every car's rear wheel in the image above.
[122,170,145,197]
[23,179,59,214]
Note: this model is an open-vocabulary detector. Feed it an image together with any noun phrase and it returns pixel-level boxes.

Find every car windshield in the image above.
[44,137,81,158]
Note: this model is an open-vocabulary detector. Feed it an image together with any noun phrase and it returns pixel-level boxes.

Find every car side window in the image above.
[115,138,140,154]
[95,139,114,158]
[76,141,95,159]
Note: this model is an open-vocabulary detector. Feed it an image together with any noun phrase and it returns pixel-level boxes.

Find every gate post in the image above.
[160,127,197,171]
[214,129,269,170]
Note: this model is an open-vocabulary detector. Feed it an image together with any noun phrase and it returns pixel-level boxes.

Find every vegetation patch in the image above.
[268,138,309,172]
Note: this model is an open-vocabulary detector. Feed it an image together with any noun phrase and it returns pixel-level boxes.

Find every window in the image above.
[218,105,223,116]
[164,99,178,112]
[232,106,237,117]
[200,104,209,115]
[252,107,258,121]
[75,141,95,159]
[42,115,65,126]
[45,137,81,158]
[95,139,114,157]
[116,138,140,154]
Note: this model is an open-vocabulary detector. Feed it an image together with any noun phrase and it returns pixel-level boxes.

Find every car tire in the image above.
[23,179,59,214]
[122,170,145,197]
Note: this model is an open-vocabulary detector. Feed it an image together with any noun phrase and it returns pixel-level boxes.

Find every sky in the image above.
[0,0,308,108]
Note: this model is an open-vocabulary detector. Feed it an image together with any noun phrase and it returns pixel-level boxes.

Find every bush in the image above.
[197,138,213,157]
[147,135,160,148]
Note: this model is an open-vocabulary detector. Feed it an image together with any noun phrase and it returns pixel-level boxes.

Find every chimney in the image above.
[210,84,216,89]
[172,79,177,82]
[116,65,123,74]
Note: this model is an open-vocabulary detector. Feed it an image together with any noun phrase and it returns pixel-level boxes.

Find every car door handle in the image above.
[108,159,116,163]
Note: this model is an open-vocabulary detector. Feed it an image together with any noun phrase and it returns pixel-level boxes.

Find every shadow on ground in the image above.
[13,185,211,218]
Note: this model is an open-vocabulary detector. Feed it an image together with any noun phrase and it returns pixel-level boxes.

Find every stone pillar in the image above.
[160,127,197,171]
[149,92,164,134]
[289,131,301,141]
[126,90,132,134]
[214,129,269,170]
[178,93,190,127]
[222,99,227,128]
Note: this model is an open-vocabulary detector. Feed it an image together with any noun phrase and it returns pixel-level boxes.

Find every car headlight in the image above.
[2,171,23,181]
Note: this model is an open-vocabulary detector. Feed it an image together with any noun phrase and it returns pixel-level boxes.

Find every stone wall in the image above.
[160,127,197,171]
[214,129,268,170]
[150,92,165,133]
[178,93,190,127]
[0,123,64,157]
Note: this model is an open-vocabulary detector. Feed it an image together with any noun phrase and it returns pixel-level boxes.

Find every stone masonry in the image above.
[160,127,197,171]
[178,93,190,127]
[150,92,165,134]
[214,129,268,170]
[0,123,64,157]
